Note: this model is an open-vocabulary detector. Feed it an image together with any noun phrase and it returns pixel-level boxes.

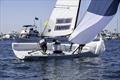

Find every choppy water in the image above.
[0,40,120,80]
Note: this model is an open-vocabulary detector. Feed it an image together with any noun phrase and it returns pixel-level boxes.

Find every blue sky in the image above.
[0,0,120,34]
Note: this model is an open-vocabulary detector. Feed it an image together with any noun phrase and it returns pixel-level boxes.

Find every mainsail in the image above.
[69,0,120,44]
[43,0,80,37]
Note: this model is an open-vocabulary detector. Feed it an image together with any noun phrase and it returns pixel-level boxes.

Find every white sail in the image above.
[43,0,80,37]
[69,0,120,44]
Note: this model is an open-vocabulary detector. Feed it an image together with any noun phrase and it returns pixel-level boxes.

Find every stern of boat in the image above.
[12,42,41,59]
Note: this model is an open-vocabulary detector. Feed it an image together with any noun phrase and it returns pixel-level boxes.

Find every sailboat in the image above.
[12,0,120,60]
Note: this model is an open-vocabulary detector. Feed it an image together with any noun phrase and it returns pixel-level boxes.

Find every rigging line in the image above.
[67,0,81,36]
[68,0,81,51]
[76,10,87,27]
[74,0,81,30]
[76,0,91,27]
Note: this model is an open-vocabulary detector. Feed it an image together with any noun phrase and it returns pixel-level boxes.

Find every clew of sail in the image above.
[43,0,80,37]
[69,0,120,44]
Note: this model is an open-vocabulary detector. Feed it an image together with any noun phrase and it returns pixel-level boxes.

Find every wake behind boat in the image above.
[12,0,120,60]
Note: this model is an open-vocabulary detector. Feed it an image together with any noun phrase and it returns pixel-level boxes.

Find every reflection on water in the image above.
[0,58,102,80]
[0,40,120,80]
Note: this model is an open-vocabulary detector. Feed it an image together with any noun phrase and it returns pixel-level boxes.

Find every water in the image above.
[0,40,120,80]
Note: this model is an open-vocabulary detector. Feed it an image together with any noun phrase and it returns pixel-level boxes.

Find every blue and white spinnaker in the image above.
[69,0,120,44]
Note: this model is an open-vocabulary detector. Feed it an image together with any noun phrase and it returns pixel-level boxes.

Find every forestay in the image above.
[69,0,120,44]
[43,0,80,37]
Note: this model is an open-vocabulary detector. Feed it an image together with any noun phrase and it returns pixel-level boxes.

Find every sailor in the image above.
[29,28,34,37]
[78,44,85,53]
[52,39,62,53]
[39,38,47,53]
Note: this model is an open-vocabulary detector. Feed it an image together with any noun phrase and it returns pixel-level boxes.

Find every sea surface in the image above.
[0,40,120,80]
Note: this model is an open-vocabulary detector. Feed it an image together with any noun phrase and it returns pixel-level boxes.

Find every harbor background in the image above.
[0,0,120,34]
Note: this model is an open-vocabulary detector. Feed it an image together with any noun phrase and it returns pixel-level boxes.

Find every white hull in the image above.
[12,39,105,60]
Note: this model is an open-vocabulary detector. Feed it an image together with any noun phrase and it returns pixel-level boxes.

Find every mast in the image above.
[74,0,81,29]
[69,0,81,51]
